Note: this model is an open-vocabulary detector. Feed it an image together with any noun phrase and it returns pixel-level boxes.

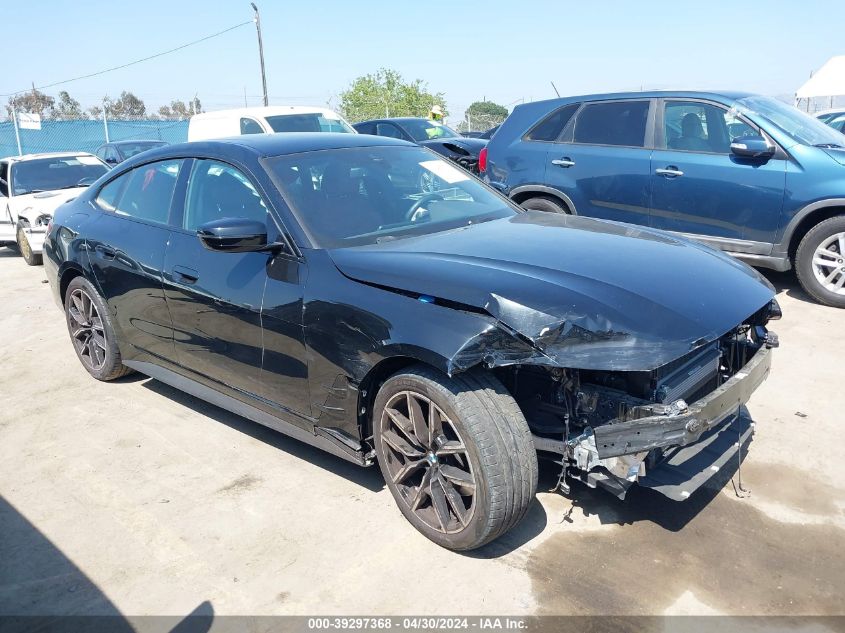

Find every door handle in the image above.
[173,265,199,284]
[551,158,576,168]
[95,245,116,260]
[655,166,684,178]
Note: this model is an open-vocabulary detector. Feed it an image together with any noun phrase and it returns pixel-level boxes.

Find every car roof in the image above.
[522,89,758,109]
[137,132,416,161]
[190,105,342,120]
[4,151,98,163]
[356,117,437,124]
[108,139,168,146]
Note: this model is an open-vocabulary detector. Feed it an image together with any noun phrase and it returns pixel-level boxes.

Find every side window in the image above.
[0,162,8,197]
[95,147,107,161]
[572,100,650,147]
[183,160,268,231]
[525,103,579,141]
[240,117,264,134]
[95,173,130,211]
[355,122,375,135]
[663,101,755,153]
[375,123,404,139]
[112,160,182,224]
[105,147,121,164]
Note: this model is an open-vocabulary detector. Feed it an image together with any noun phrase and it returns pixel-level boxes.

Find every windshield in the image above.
[10,156,108,195]
[269,146,516,248]
[265,113,355,134]
[736,96,844,147]
[401,120,461,142]
[117,141,167,159]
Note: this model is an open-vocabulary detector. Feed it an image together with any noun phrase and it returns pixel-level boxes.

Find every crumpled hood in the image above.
[419,136,487,156]
[9,188,87,222]
[329,212,775,371]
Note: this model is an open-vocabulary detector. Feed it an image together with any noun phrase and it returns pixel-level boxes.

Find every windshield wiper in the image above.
[814,143,843,149]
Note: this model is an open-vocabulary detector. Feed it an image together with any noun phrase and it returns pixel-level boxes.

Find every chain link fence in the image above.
[0,112,188,159]
[453,111,507,135]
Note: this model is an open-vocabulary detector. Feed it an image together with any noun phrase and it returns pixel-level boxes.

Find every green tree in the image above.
[339,68,447,123]
[6,89,55,119]
[462,100,508,132]
[105,91,147,118]
[53,91,82,119]
[158,97,203,120]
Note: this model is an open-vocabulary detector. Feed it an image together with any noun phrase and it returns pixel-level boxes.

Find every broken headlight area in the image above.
[496,317,776,501]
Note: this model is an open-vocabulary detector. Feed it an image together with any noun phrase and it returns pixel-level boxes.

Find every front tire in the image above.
[795,216,845,308]
[519,195,568,214]
[373,365,538,551]
[16,226,42,266]
[64,276,133,381]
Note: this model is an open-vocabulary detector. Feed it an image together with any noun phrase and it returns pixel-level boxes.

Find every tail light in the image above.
[478,147,488,173]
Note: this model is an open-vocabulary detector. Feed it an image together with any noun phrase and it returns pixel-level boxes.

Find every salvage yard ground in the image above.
[1,248,844,617]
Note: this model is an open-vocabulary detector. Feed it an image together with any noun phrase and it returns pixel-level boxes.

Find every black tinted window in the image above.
[183,160,268,231]
[526,103,579,141]
[573,101,650,147]
[113,160,181,224]
[240,117,264,134]
[375,123,404,139]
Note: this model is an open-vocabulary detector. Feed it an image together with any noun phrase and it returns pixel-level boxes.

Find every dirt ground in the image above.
[1,247,843,618]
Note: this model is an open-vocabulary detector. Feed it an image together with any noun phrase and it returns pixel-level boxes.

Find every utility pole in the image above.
[251,3,269,107]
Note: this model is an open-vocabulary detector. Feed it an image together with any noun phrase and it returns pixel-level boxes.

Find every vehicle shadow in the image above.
[0,496,215,633]
[465,497,549,558]
[759,268,816,305]
[141,379,385,493]
[549,445,747,533]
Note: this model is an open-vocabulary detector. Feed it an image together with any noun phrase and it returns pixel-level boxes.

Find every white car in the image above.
[187,106,356,141]
[0,152,109,265]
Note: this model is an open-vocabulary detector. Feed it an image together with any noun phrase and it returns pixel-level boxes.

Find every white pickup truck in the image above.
[0,152,109,265]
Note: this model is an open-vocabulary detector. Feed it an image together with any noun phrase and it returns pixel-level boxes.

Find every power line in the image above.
[1,21,252,98]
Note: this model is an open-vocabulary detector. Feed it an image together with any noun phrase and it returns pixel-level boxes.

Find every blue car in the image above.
[482,91,845,307]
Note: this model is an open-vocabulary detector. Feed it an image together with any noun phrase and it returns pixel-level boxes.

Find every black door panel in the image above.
[85,213,174,362]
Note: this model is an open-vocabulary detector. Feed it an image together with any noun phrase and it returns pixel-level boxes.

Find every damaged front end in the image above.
[494,307,778,501]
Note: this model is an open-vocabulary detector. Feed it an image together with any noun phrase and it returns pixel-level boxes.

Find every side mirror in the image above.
[197,217,268,253]
[730,136,775,159]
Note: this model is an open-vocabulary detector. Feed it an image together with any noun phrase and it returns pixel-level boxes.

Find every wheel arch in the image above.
[356,353,450,443]
[58,263,87,304]
[784,200,845,260]
[508,185,576,214]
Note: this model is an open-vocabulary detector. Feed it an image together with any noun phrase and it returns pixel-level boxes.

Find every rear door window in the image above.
[240,117,265,134]
[375,122,405,139]
[105,160,183,224]
[572,100,650,147]
[525,103,579,141]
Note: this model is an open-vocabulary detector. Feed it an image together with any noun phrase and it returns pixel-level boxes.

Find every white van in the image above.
[187,106,356,141]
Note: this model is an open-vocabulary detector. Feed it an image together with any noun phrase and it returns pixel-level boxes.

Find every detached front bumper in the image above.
[592,344,772,459]
[532,343,773,501]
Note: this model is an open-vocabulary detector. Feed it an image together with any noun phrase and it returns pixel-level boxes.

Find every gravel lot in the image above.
[1,247,844,618]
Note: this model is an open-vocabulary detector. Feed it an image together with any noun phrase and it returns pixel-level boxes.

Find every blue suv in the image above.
[482,91,845,307]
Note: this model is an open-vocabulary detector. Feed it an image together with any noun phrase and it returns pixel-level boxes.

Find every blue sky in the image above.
[4,0,844,119]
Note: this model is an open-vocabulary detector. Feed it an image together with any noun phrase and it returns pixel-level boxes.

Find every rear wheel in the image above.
[16,226,42,266]
[795,215,845,308]
[373,365,538,551]
[519,195,568,214]
[64,276,133,381]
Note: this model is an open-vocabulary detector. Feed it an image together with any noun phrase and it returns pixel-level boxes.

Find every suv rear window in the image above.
[525,103,579,141]
[572,101,650,147]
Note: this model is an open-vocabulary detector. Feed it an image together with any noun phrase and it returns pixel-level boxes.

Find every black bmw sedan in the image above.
[44,133,778,550]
